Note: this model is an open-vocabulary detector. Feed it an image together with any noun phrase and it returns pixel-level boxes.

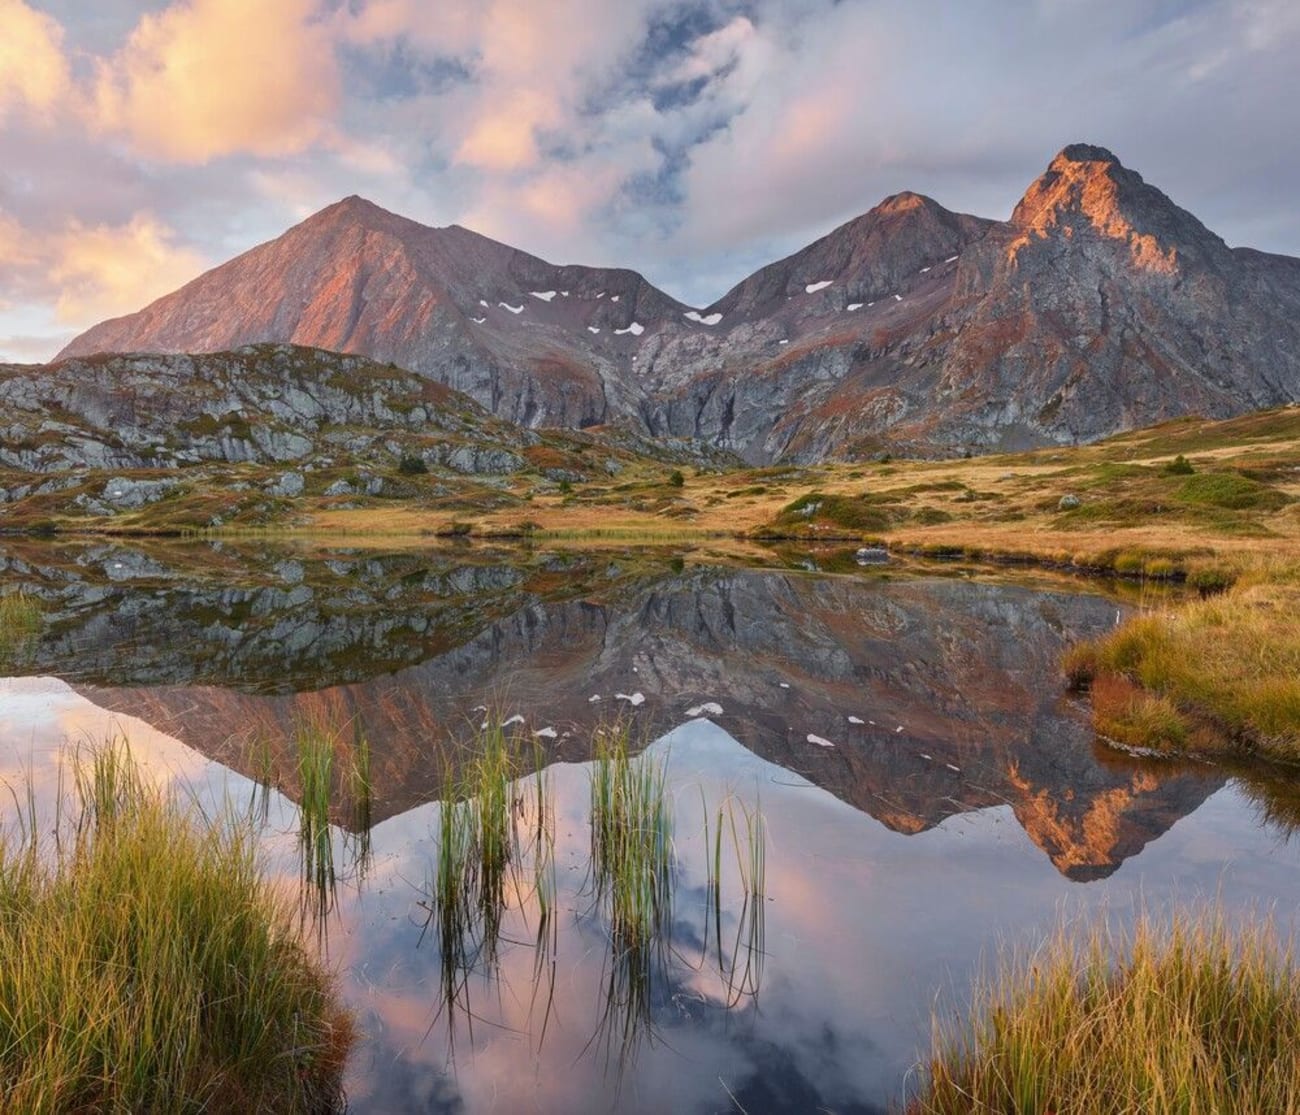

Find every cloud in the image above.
[48,214,206,323]
[92,0,340,163]
[0,0,71,120]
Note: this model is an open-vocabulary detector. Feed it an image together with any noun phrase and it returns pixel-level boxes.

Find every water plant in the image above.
[0,739,353,1112]
[423,716,555,1038]
[589,722,673,956]
[587,722,674,1065]
[294,717,338,923]
[704,793,767,1007]
[911,907,1300,1115]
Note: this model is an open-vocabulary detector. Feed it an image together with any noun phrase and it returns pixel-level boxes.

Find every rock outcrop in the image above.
[56,145,1300,461]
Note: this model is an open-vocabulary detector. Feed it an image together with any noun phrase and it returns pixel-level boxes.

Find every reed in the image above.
[704,793,767,1006]
[423,715,554,1033]
[294,718,337,922]
[0,740,353,1113]
[585,723,674,1066]
[911,906,1300,1115]
[589,723,673,955]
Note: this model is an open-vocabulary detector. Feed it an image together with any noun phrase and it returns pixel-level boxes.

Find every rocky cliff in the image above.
[57,145,1300,461]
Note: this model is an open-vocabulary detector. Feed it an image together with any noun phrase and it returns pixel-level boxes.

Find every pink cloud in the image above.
[92,0,340,163]
[0,0,71,121]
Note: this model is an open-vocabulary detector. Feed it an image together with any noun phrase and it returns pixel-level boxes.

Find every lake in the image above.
[2,539,1296,1113]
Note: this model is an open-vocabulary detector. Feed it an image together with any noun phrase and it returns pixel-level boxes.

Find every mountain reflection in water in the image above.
[5,539,1222,879]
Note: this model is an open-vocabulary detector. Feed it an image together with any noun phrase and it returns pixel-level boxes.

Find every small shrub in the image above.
[1163,453,1195,475]
[397,454,428,475]
[667,469,685,488]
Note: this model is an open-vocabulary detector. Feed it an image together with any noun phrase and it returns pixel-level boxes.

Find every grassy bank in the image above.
[6,406,1298,574]
[912,908,1300,1115]
[0,744,353,1113]
[1065,562,1300,762]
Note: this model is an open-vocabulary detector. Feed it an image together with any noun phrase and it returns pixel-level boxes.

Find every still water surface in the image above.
[1,540,1296,1113]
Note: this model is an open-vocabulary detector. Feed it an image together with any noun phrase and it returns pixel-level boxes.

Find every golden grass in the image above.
[269,405,1300,575]
[0,742,353,1113]
[1066,563,1300,762]
[912,907,1300,1115]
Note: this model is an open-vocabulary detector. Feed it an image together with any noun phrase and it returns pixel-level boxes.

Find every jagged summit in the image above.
[1056,142,1121,165]
[54,143,1300,461]
[1009,142,1229,273]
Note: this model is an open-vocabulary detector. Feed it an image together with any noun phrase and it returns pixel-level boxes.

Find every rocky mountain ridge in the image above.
[0,343,731,527]
[57,144,1300,462]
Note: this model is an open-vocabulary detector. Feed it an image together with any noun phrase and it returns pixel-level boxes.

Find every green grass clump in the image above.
[912,908,1300,1115]
[1175,471,1289,511]
[763,491,896,536]
[0,742,353,1113]
[425,717,546,1009]
[294,719,337,918]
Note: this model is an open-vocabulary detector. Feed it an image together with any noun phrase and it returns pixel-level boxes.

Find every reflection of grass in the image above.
[1066,565,1300,761]
[912,907,1300,1115]
[424,717,555,1040]
[0,589,41,663]
[0,740,352,1112]
[705,794,766,1007]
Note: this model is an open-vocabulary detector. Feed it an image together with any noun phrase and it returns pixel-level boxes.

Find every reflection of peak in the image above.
[1008,761,1220,881]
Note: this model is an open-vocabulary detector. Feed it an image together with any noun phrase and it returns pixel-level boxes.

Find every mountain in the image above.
[58,145,1300,461]
[0,344,733,527]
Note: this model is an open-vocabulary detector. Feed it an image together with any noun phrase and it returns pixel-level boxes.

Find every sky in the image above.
[2,0,1299,363]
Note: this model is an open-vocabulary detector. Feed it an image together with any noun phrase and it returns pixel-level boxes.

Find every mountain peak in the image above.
[1008,143,1221,273]
[1053,143,1121,168]
[876,191,934,215]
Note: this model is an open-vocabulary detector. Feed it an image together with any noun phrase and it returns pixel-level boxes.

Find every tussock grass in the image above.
[912,908,1300,1115]
[1066,569,1300,761]
[0,741,352,1113]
